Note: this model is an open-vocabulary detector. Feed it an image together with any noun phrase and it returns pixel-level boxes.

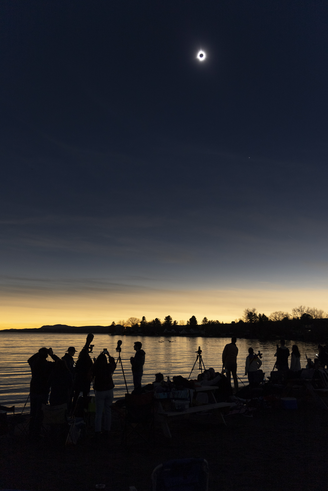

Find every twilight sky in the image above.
[1,1,328,329]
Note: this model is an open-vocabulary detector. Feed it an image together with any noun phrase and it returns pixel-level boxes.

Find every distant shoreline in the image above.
[0,325,113,334]
[1,319,328,343]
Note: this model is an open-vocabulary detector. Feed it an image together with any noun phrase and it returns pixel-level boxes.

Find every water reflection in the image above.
[0,332,319,411]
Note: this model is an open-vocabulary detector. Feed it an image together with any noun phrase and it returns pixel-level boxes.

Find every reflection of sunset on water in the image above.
[0,332,319,412]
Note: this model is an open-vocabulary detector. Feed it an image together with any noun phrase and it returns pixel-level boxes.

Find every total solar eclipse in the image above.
[197,50,206,62]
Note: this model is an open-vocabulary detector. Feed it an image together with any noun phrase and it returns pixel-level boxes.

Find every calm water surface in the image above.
[0,332,319,411]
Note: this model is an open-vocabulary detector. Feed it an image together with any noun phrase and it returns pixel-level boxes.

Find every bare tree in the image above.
[292,306,307,319]
[307,307,325,319]
[269,311,290,322]
[126,317,140,327]
[292,306,326,320]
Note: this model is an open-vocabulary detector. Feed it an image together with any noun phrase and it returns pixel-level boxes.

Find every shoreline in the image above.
[2,390,328,491]
[0,327,324,343]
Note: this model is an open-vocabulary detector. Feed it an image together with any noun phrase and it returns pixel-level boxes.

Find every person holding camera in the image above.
[72,333,94,414]
[93,348,116,439]
[245,348,263,386]
[27,347,60,440]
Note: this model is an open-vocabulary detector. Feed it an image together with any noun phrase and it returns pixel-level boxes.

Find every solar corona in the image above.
[196,50,206,62]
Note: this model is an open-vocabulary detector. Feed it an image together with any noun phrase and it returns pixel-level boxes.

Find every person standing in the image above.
[93,349,116,439]
[245,348,262,386]
[62,347,76,411]
[290,345,301,372]
[317,344,328,369]
[72,333,94,414]
[62,347,76,377]
[49,359,74,407]
[28,347,60,440]
[130,341,145,391]
[222,337,239,392]
[274,339,290,371]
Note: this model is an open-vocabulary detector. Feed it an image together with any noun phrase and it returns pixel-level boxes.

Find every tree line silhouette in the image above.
[110,306,328,342]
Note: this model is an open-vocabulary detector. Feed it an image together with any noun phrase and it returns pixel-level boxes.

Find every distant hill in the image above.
[39,324,112,333]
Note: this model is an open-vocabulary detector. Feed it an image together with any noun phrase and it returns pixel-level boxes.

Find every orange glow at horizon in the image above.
[1,286,328,330]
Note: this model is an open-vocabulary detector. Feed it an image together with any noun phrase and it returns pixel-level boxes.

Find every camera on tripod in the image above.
[114,339,129,393]
[256,350,262,359]
[189,346,205,378]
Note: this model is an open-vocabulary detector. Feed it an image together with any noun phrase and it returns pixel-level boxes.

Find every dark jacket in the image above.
[28,352,60,395]
[131,349,145,373]
[93,356,116,392]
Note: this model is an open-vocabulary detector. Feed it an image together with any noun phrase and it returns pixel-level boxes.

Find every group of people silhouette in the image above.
[27,334,145,441]
[28,334,328,440]
[221,337,328,392]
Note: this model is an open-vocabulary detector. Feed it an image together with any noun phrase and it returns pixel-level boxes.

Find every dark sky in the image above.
[1,1,328,328]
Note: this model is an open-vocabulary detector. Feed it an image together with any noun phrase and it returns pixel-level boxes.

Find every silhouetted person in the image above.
[49,359,73,407]
[222,337,238,391]
[62,347,76,411]
[317,344,328,369]
[72,333,94,414]
[93,349,116,438]
[290,345,301,372]
[130,341,145,391]
[245,348,262,386]
[28,347,60,440]
[62,347,76,376]
[274,339,290,371]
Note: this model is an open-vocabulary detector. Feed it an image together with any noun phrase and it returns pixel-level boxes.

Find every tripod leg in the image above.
[188,356,199,379]
[118,355,129,393]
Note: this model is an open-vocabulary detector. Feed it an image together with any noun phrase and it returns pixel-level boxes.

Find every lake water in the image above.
[0,332,319,411]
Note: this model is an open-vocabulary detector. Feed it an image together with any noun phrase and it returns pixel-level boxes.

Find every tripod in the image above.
[188,346,206,379]
[116,341,129,393]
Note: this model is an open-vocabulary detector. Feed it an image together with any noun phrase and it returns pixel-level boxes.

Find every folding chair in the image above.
[122,392,154,446]
[151,458,209,491]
